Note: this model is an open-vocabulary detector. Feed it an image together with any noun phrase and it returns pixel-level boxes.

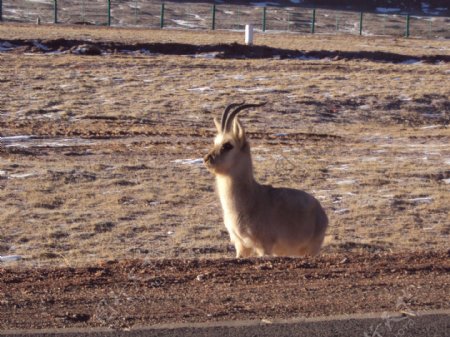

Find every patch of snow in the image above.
[194,53,218,59]
[9,173,36,179]
[330,164,350,171]
[0,41,15,52]
[399,95,412,101]
[251,2,280,7]
[442,178,450,184]
[336,179,357,185]
[400,59,422,65]
[139,49,156,56]
[237,87,277,93]
[171,20,199,28]
[187,87,213,93]
[335,208,350,214]
[408,197,433,203]
[2,136,96,149]
[421,2,441,15]
[172,158,203,165]
[420,125,441,129]
[376,7,401,13]
[0,255,22,263]
[296,55,320,61]
[42,139,95,148]
[362,157,379,162]
[33,40,50,51]
[0,135,33,142]
[128,2,141,10]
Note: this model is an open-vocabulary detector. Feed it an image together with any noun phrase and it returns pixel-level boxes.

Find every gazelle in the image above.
[204,102,328,257]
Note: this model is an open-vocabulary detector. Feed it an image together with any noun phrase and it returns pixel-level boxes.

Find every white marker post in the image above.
[245,24,254,46]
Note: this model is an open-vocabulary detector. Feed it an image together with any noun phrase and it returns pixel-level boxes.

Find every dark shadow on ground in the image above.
[1,38,449,64]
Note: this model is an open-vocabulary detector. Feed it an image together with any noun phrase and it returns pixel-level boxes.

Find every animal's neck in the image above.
[215,155,258,213]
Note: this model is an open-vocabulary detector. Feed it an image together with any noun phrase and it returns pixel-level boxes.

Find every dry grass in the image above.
[0,24,449,266]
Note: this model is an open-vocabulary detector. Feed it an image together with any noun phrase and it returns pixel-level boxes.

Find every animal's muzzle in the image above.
[204,153,216,165]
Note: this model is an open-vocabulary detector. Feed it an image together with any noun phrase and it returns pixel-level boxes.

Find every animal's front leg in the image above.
[235,244,254,258]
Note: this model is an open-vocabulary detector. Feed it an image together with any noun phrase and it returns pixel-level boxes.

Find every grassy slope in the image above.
[0,24,449,266]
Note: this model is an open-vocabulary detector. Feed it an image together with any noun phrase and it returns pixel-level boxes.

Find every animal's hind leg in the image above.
[307,236,325,256]
[296,247,309,256]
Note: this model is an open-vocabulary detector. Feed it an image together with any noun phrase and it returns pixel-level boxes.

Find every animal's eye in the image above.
[221,142,234,152]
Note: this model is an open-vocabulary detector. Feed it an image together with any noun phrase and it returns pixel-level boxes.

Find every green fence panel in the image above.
[0,2,447,38]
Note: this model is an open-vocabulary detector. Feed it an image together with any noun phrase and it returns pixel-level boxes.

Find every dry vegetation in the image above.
[0,24,449,267]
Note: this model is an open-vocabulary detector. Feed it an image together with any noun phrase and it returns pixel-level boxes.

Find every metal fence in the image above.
[1,1,449,39]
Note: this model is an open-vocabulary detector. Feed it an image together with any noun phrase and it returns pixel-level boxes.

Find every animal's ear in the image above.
[213,118,221,133]
[233,117,246,145]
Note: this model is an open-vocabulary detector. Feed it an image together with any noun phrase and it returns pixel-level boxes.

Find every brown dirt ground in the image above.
[1,251,449,330]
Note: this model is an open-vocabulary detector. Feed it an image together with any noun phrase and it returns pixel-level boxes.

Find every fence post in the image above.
[287,10,290,31]
[160,3,165,28]
[311,8,316,33]
[245,24,254,45]
[262,7,267,32]
[211,4,216,30]
[107,0,111,26]
[405,14,410,37]
[53,0,58,24]
[359,12,363,35]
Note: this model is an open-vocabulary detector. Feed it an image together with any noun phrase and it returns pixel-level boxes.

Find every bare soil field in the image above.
[1,252,449,330]
[0,23,449,330]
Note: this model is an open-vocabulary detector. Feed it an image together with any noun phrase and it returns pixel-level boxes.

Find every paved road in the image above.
[1,310,448,337]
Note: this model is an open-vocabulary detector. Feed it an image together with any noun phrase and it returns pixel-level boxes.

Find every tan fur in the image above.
[204,103,328,258]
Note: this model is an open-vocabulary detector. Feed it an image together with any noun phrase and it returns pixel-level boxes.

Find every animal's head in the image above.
[204,102,266,176]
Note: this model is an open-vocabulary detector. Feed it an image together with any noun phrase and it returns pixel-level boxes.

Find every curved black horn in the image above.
[224,102,267,132]
[221,102,245,132]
